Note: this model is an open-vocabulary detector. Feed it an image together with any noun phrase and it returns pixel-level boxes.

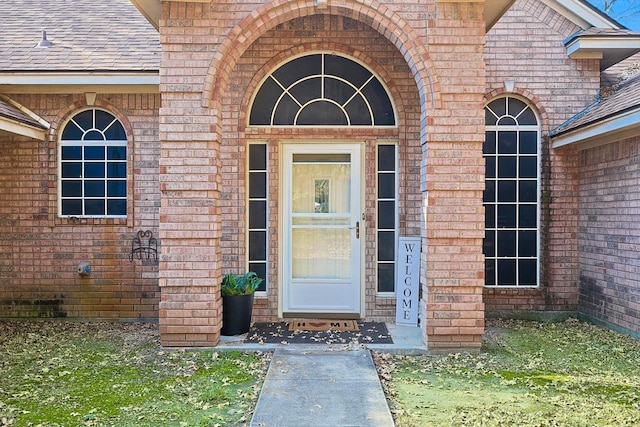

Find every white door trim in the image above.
[279,142,364,316]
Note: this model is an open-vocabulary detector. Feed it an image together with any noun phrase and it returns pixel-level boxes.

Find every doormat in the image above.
[244,321,393,345]
[288,319,359,332]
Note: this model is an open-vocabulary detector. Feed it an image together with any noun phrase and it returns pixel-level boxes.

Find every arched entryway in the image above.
[158,0,489,350]
[246,52,398,316]
[219,18,423,322]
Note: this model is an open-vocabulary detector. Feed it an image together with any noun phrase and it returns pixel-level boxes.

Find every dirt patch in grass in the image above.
[375,318,640,427]
[0,321,271,426]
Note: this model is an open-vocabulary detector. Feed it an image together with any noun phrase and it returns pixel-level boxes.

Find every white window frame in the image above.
[247,142,269,296]
[376,142,399,295]
[248,51,398,128]
[58,109,127,218]
[484,96,541,288]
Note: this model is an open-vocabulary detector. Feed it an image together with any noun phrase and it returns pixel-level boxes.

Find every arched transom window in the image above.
[484,96,540,287]
[59,109,127,217]
[249,53,396,126]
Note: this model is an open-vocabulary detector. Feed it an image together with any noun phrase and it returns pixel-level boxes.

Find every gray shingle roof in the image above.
[601,52,640,86]
[0,0,159,72]
[551,71,640,136]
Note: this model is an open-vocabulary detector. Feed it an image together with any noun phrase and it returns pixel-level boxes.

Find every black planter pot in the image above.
[221,293,254,336]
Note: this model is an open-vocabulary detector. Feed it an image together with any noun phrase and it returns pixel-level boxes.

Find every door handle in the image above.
[349,221,360,239]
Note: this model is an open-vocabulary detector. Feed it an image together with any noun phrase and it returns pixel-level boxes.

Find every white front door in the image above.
[282,143,362,315]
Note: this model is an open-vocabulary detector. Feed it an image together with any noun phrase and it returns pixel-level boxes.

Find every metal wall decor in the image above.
[129,230,158,262]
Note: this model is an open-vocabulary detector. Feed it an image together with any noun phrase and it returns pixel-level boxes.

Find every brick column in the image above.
[158,1,224,347]
[424,0,486,349]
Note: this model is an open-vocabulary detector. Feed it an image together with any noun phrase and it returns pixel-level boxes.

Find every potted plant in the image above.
[220,272,263,335]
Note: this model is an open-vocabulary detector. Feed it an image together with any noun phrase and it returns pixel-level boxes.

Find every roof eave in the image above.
[484,0,516,31]
[0,116,47,140]
[551,107,640,150]
[565,36,640,70]
[130,0,162,31]
[133,0,515,32]
[540,0,624,30]
[0,72,160,94]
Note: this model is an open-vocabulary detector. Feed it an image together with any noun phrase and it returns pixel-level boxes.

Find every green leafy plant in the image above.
[221,272,263,296]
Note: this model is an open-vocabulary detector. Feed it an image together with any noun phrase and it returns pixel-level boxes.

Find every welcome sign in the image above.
[395,236,420,326]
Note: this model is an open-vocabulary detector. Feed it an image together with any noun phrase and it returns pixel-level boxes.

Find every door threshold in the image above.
[282,312,361,320]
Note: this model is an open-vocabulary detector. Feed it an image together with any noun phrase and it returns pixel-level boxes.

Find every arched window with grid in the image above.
[59,109,127,217]
[484,96,540,287]
[249,53,396,127]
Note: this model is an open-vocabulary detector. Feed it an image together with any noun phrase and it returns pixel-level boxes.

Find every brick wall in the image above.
[160,0,487,348]
[483,0,598,314]
[0,93,161,321]
[578,138,640,336]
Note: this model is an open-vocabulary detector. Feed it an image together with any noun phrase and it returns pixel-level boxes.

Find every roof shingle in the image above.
[0,0,160,72]
[552,71,640,136]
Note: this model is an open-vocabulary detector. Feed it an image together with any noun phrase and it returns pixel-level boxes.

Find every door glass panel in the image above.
[292,161,350,213]
[249,172,266,198]
[377,201,395,229]
[292,228,350,279]
[291,155,352,280]
[249,200,267,228]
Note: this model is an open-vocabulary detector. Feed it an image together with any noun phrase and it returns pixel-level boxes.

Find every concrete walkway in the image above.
[250,348,395,427]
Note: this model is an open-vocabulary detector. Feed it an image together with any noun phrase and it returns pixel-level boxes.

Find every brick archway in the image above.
[201,0,440,116]
[159,0,490,349]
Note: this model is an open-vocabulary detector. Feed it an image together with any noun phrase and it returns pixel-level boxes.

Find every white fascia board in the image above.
[566,36,640,57]
[551,108,640,149]
[0,117,46,140]
[0,72,159,94]
[540,0,621,30]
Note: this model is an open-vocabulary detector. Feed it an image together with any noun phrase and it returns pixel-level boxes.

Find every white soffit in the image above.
[485,0,516,30]
[567,36,640,57]
[130,0,162,30]
[565,34,640,69]
[0,73,160,94]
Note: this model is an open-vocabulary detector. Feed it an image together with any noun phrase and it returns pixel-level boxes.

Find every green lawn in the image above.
[0,321,270,427]
[3,318,639,427]
[378,319,640,427]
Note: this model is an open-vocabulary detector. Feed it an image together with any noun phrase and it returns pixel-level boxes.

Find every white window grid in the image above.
[58,109,127,218]
[484,124,541,288]
[247,143,268,294]
[376,143,399,294]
